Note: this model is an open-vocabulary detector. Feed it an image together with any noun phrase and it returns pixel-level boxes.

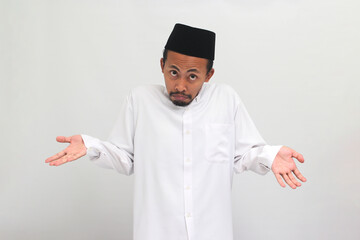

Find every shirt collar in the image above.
[194,82,209,103]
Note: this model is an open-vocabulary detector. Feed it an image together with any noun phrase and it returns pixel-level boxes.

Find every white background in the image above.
[1,0,359,239]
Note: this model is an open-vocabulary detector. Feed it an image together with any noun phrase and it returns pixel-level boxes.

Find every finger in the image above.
[292,151,304,163]
[49,153,83,166]
[49,155,70,166]
[56,136,71,143]
[293,168,307,182]
[282,173,296,189]
[275,173,286,188]
[287,172,301,187]
[45,151,66,163]
[66,152,84,162]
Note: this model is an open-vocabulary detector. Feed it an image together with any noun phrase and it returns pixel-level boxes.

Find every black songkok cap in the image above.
[164,23,216,60]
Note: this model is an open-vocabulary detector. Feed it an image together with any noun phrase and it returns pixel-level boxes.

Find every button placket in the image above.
[183,107,193,240]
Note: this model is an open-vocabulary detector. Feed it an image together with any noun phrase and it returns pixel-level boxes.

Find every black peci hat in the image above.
[164,23,216,60]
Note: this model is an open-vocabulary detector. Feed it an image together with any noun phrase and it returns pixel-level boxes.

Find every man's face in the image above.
[161,50,214,107]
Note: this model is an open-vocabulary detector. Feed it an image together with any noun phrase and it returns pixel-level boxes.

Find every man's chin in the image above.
[171,99,191,107]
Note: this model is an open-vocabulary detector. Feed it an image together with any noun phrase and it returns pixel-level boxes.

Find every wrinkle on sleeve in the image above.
[233,96,282,175]
[81,92,135,176]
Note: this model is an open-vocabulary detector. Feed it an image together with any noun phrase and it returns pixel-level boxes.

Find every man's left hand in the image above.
[271,146,307,189]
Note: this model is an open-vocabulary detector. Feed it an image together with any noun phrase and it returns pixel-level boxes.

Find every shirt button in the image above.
[186,158,191,163]
[185,130,191,135]
[185,185,191,190]
[186,213,191,218]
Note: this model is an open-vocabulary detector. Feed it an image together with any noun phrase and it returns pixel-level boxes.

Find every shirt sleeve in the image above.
[233,97,282,175]
[81,92,135,176]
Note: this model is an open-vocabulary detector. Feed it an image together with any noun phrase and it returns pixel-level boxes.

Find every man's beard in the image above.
[169,92,193,107]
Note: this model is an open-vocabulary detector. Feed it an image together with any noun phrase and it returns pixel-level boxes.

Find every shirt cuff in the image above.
[258,145,283,170]
[81,134,102,158]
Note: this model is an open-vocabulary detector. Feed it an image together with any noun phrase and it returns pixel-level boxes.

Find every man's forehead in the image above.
[168,64,201,73]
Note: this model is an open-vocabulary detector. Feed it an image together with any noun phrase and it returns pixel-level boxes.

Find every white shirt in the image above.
[82,83,282,240]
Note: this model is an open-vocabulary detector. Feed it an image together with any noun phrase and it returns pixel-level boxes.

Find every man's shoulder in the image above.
[208,82,236,93]
[206,82,240,101]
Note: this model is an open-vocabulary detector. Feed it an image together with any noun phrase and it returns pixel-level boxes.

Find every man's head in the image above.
[161,50,214,106]
[161,23,216,107]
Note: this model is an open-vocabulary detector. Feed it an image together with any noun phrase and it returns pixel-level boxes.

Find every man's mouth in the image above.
[172,94,189,101]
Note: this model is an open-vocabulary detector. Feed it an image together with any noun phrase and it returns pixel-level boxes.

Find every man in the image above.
[45,23,306,240]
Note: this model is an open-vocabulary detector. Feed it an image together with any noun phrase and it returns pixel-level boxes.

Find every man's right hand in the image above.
[45,135,87,166]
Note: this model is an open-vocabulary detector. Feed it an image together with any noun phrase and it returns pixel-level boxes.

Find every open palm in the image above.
[45,135,87,166]
[271,146,307,189]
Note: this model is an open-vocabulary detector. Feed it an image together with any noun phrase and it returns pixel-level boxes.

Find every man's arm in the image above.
[232,95,306,188]
[45,91,135,176]
[233,96,281,175]
[45,133,134,176]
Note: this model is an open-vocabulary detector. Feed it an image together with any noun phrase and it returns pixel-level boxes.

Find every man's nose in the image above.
[175,78,187,93]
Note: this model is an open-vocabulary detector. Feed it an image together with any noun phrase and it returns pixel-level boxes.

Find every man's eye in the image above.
[170,70,177,76]
[189,75,197,81]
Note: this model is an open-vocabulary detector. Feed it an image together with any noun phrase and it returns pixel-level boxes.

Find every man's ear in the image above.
[205,68,215,82]
[160,58,165,73]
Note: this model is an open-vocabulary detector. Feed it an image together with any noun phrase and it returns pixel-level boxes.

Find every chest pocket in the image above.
[205,123,233,163]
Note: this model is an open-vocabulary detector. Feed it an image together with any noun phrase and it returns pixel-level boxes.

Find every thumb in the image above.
[292,151,305,163]
[56,136,71,143]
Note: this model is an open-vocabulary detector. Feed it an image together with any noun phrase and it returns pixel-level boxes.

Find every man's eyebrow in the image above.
[169,65,180,71]
[187,69,200,73]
